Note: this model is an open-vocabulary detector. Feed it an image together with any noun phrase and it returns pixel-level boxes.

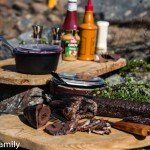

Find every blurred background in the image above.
[0,0,150,61]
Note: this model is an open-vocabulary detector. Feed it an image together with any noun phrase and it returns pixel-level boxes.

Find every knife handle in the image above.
[113,121,150,136]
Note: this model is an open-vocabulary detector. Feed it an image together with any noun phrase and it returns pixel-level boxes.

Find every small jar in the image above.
[61,30,80,61]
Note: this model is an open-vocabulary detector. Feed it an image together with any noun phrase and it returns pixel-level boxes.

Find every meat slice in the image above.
[123,116,150,125]
[49,96,97,121]
[45,121,77,136]
[77,118,111,135]
[45,118,111,136]
[23,104,51,129]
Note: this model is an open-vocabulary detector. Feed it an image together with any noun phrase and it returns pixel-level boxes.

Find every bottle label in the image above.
[63,38,79,57]
[68,2,77,11]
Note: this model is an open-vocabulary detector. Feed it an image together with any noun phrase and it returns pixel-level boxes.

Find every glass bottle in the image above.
[62,0,78,30]
[32,25,43,44]
[51,27,62,46]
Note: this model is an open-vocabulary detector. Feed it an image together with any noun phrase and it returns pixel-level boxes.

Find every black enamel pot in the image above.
[14,44,63,75]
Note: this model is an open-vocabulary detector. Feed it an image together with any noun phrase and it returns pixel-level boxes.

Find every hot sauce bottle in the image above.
[62,0,78,30]
[78,0,97,61]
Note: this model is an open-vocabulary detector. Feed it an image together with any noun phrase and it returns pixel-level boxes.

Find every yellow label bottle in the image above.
[78,0,97,61]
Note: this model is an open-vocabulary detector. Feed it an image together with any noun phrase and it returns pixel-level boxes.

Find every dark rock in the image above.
[0,87,50,113]
[12,0,29,11]
[34,0,47,3]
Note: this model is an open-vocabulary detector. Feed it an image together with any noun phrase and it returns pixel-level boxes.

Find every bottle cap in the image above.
[85,0,93,11]
[52,27,62,40]
[32,25,43,39]
[69,0,77,2]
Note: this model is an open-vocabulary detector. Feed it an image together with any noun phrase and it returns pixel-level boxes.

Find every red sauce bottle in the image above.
[62,0,78,30]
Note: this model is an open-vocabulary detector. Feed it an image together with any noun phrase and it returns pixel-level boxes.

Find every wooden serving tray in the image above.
[0,114,149,150]
[0,58,126,85]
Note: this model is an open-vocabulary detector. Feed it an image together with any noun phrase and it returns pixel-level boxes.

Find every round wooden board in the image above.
[0,115,149,150]
[0,58,126,86]
[0,58,50,86]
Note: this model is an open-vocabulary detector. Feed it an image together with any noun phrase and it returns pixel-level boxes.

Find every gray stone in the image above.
[47,14,62,24]
[105,74,124,86]
[79,0,150,23]
[16,18,33,32]
[0,87,50,113]
[12,0,29,11]
[30,2,49,14]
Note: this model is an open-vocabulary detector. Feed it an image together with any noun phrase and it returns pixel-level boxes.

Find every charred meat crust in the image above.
[50,94,150,120]
[23,104,51,129]
[49,96,97,121]
[93,97,150,118]
[123,116,150,125]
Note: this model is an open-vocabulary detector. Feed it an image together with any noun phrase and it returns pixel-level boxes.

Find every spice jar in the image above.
[62,30,80,61]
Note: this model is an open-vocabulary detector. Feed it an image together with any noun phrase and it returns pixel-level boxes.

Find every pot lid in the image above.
[52,73,105,88]
[15,44,63,54]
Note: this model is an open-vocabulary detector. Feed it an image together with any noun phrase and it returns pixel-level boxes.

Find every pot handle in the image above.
[0,36,15,50]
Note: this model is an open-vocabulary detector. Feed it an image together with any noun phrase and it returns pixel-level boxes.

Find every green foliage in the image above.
[119,60,150,76]
[100,77,150,102]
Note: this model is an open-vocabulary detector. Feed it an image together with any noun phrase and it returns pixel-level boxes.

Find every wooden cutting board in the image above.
[0,114,150,150]
[0,58,126,85]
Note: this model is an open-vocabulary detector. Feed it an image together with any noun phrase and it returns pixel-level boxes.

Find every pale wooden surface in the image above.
[0,58,126,86]
[0,114,149,150]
